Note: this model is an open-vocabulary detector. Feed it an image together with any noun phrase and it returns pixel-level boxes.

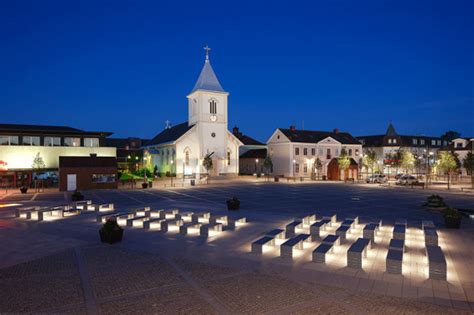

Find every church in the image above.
[144,47,242,180]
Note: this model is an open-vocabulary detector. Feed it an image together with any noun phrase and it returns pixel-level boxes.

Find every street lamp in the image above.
[293,159,296,178]
[255,159,259,178]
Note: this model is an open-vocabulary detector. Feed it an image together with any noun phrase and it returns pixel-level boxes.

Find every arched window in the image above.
[210,99,217,114]
[185,150,190,166]
[227,150,231,165]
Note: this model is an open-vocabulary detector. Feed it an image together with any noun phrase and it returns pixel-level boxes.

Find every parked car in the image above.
[396,175,419,185]
[394,173,404,180]
[366,174,388,184]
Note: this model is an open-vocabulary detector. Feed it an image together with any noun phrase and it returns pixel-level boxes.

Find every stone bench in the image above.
[227,216,247,229]
[192,212,211,223]
[209,215,228,225]
[363,223,379,244]
[200,223,223,237]
[126,216,149,227]
[280,234,311,258]
[322,234,340,246]
[346,215,359,225]
[393,224,406,240]
[251,236,276,253]
[312,243,334,263]
[424,227,438,246]
[389,239,405,252]
[336,225,350,241]
[15,206,41,218]
[285,220,303,238]
[132,207,150,216]
[143,218,167,230]
[322,214,337,225]
[297,214,316,226]
[422,220,435,229]
[179,222,202,235]
[94,203,115,212]
[386,249,403,274]
[347,238,371,269]
[426,245,447,280]
[266,229,286,239]
[310,219,330,240]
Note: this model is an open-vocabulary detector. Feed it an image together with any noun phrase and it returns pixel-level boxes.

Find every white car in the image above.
[366,174,388,184]
[396,175,419,185]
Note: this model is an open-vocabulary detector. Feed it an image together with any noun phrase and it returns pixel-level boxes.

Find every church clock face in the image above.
[210,115,217,122]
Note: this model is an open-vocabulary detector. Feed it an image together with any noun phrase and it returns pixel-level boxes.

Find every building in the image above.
[144,48,242,179]
[357,123,448,175]
[232,126,267,175]
[449,138,474,176]
[105,137,149,171]
[267,126,362,180]
[0,124,116,188]
[59,155,118,191]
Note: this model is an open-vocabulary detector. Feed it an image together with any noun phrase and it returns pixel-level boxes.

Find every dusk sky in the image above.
[1,0,473,142]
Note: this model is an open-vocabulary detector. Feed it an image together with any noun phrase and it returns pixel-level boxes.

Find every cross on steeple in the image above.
[165,120,171,129]
[203,44,211,61]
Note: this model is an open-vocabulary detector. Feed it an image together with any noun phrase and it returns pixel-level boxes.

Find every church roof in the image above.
[191,59,225,93]
[146,122,194,146]
[240,148,267,159]
[279,128,361,145]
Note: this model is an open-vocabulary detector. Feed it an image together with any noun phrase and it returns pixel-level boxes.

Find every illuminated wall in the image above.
[0,146,116,169]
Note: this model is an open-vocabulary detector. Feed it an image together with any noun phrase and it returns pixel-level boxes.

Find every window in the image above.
[311,148,315,155]
[335,148,339,156]
[84,138,99,147]
[45,137,61,146]
[227,151,231,165]
[348,149,353,156]
[388,139,392,144]
[456,143,463,148]
[437,140,441,146]
[420,139,425,145]
[295,163,300,173]
[392,138,397,144]
[91,174,116,183]
[443,140,448,146]
[431,139,436,146]
[185,150,190,166]
[355,149,359,156]
[209,99,217,114]
[64,137,81,147]
[303,164,308,173]
[303,148,308,155]
[413,139,418,145]
[295,147,299,155]
[23,136,40,146]
[0,135,19,145]
[326,148,331,157]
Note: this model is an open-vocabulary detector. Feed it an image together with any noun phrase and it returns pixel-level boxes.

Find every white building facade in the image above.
[267,126,362,179]
[144,50,242,179]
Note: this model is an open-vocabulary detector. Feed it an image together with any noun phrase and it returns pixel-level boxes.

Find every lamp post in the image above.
[170,160,174,187]
[293,159,296,179]
[255,159,259,179]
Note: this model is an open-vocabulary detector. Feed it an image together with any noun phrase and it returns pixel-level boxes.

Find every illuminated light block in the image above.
[280,234,310,258]
[200,222,223,237]
[313,243,334,263]
[310,219,330,240]
[251,236,275,253]
[179,222,201,235]
[386,249,403,274]
[265,229,286,239]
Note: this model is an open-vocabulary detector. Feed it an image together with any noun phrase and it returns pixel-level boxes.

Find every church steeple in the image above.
[386,122,397,136]
[190,45,225,93]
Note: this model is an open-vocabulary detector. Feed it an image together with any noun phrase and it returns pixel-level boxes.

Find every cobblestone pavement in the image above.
[0,245,469,314]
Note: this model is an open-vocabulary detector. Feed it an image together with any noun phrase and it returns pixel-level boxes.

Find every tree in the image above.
[263,155,273,181]
[338,149,351,182]
[463,152,474,188]
[32,152,46,171]
[437,151,458,190]
[441,131,461,142]
[362,150,377,176]
[400,150,415,174]
[202,153,213,184]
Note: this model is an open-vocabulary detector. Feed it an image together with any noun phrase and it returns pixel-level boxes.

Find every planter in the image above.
[444,217,461,229]
[142,182,148,189]
[99,228,123,244]
[20,187,28,194]
[227,199,240,211]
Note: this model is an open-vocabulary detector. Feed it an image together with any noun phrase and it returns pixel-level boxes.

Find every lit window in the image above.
[84,138,99,147]
[413,139,418,145]
[0,135,19,145]
[23,136,40,146]
[431,139,436,146]
[45,137,61,146]
[388,139,392,144]
[437,140,441,146]
[64,137,81,147]
[91,174,116,183]
[420,139,425,145]
[393,138,397,144]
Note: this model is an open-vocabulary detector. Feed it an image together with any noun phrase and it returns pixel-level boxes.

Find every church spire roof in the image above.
[190,45,225,93]
[386,122,397,136]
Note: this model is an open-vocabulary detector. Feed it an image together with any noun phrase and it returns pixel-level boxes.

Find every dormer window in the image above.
[210,99,217,114]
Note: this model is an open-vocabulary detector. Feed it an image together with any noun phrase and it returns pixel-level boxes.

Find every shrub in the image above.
[99,219,123,244]
[227,196,240,210]
[71,190,84,201]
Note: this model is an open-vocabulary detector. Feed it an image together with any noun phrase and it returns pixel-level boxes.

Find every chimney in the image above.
[333,128,340,134]
[233,126,239,135]
[290,125,296,132]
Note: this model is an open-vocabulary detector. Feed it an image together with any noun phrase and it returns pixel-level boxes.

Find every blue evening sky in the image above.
[1,0,473,142]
